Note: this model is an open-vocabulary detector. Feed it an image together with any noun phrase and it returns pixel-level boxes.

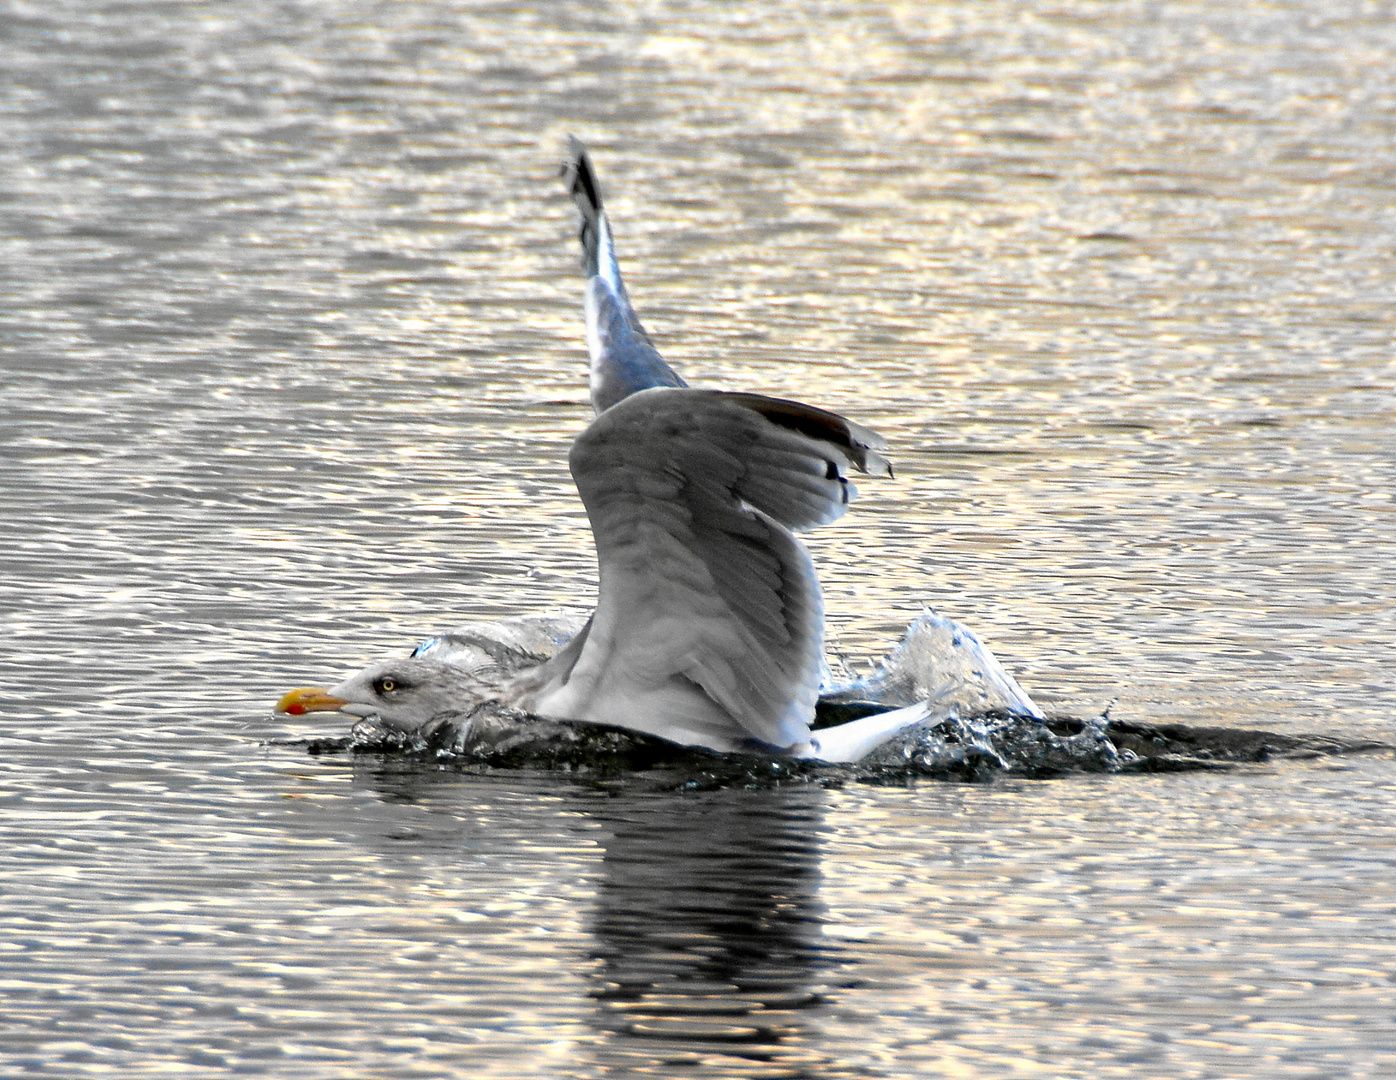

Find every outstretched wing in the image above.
[511,387,889,752]
[561,136,686,413]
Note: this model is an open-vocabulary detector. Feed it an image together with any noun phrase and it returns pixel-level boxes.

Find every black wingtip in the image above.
[562,136,604,277]
[563,135,602,216]
[724,392,892,478]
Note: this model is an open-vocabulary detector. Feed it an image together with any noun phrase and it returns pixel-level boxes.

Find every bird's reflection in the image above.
[347,762,847,1075]
[580,784,840,1075]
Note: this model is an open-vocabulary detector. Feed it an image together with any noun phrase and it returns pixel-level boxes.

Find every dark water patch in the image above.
[281,712,1388,793]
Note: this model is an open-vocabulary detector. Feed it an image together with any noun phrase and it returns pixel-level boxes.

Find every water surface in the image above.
[2,1,1393,1076]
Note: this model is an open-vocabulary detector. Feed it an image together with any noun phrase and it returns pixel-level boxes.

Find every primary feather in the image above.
[562,137,687,412]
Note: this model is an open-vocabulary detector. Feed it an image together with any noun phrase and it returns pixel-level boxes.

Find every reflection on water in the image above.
[584,787,832,1075]
[6,743,1392,1078]
[2,0,1394,1076]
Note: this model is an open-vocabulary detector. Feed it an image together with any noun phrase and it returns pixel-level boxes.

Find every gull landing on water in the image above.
[276,140,1037,762]
[278,385,932,762]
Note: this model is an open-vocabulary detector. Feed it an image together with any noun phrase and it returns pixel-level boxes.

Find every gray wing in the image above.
[511,387,889,752]
[562,137,686,413]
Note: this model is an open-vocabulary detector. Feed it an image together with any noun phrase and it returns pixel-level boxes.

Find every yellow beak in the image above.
[276,687,349,716]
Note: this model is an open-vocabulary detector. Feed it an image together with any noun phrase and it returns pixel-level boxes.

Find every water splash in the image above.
[858,710,1133,782]
[295,611,1380,783]
[822,608,1044,719]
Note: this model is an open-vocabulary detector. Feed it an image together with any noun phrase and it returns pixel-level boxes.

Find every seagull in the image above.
[276,142,937,763]
[278,386,931,761]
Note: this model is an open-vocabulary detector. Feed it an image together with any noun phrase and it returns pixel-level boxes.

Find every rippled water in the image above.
[2,1,1394,1076]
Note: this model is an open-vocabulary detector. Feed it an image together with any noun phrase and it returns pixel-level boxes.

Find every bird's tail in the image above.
[800,700,934,763]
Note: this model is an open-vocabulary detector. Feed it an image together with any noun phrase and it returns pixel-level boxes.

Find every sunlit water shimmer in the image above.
[2,1,1393,1077]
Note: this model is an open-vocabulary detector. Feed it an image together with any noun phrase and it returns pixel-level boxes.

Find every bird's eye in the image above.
[374,677,398,694]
